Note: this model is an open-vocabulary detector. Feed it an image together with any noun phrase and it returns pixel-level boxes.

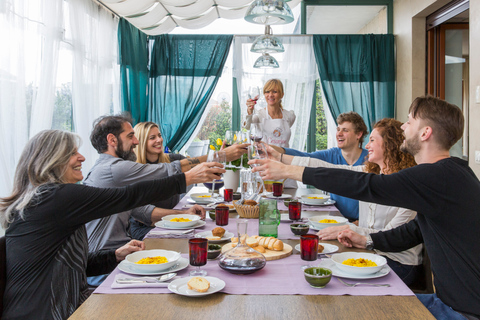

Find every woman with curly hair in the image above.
[267,118,422,286]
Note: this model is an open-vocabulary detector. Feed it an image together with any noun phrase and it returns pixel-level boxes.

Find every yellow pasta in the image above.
[136,256,168,264]
[342,258,377,267]
[170,217,191,222]
[319,219,338,223]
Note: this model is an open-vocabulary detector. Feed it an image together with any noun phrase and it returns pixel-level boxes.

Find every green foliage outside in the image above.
[315,80,328,150]
[52,83,73,131]
[197,98,232,149]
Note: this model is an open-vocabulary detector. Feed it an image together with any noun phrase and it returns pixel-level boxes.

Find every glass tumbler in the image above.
[215,206,229,226]
[300,234,319,262]
[189,238,208,276]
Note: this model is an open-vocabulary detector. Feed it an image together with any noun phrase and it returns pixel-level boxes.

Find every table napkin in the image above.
[111,274,172,289]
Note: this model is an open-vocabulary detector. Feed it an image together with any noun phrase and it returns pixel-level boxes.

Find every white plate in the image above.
[118,257,189,276]
[195,230,234,243]
[262,193,292,199]
[299,199,336,206]
[155,220,206,230]
[307,221,352,231]
[295,243,339,255]
[187,198,215,205]
[206,203,235,212]
[168,276,226,297]
[318,259,391,280]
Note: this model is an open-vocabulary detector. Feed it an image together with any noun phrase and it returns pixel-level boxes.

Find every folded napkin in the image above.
[111,274,171,289]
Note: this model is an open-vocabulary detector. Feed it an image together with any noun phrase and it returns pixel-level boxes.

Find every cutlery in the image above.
[116,272,178,284]
[337,278,390,287]
[150,229,193,235]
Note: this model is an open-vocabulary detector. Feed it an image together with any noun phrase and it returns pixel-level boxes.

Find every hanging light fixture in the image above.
[251,25,285,53]
[244,0,295,25]
[253,53,280,69]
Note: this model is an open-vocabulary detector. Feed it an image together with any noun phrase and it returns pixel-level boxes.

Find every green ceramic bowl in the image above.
[209,211,216,221]
[283,198,294,207]
[304,267,332,288]
[208,244,222,259]
[290,223,310,236]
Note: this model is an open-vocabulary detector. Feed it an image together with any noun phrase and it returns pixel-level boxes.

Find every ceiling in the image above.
[94,0,301,35]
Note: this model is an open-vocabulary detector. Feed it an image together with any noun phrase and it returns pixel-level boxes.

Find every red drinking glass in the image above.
[272,182,283,197]
[189,238,208,276]
[224,188,233,202]
[215,206,229,226]
[288,201,302,221]
[300,234,319,261]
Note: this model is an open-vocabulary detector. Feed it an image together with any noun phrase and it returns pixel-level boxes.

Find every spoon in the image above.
[116,272,178,284]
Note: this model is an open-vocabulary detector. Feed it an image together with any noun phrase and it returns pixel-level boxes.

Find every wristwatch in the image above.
[365,235,374,250]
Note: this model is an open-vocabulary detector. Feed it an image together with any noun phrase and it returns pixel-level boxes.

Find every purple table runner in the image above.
[94,254,414,296]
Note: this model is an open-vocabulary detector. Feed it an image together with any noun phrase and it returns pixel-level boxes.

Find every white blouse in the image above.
[243,108,296,130]
[291,156,423,266]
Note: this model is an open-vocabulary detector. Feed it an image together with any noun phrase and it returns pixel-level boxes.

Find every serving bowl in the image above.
[125,249,181,272]
[308,215,348,230]
[304,267,332,288]
[233,200,259,219]
[301,194,331,205]
[208,244,222,259]
[283,198,295,207]
[162,214,201,228]
[203,180,224,191]
[331,252,387,275]
[290,224,310,236]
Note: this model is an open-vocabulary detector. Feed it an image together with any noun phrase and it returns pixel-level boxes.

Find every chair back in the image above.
[0,236,6,316]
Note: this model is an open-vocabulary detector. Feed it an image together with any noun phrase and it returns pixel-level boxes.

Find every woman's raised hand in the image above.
[246,99,256,115]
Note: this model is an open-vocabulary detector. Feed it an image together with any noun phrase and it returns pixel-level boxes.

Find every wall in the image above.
[357,7,387,34]
[394,0,480,176]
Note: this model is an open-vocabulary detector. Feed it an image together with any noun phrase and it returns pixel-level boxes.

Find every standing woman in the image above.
[0,130,221,319]
[244,79,296,188]
[129,122,187,239]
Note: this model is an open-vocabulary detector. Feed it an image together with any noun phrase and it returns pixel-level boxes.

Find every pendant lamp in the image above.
[253,53,280,69]
[244,0,294,25]
[251,25,285,53]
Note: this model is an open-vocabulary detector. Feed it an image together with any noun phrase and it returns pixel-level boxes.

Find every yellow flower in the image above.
[210,145,215,150]
[216,138,223,146]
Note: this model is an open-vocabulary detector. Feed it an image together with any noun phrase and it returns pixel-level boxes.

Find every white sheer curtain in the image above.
[69,0,120,172]
[0,0,119,199]
[233,35,318,151]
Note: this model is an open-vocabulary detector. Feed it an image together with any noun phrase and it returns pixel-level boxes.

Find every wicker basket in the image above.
[233,200,260,219]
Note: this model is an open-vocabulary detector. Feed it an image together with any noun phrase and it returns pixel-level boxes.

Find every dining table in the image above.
[69,186,434,319]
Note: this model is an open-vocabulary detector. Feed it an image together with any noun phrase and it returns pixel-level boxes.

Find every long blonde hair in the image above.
[134,122,170,164]
[0,130,81,229]
[263,79,285,109]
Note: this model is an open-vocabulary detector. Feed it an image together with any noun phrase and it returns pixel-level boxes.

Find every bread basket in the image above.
[233,200,260,219]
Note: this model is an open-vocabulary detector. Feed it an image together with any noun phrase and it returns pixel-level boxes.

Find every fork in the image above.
[337,278,390,287]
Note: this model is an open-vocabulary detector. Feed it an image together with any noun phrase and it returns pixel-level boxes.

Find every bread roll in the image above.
[318,244,324,253]
[187,277,210,293]
[272,239,284,251]
[246,237,259,248]
[206,236,221,241]
[252,245,266,253]
[212,227,226,238]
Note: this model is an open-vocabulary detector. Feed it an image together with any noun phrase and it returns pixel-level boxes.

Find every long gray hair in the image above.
[0,130,81,229]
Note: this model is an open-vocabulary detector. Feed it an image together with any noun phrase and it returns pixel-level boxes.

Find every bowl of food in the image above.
[190,193,215,203]
[331,252,387,275]
[301,194,331,205]
[207,244,222,260]
[162,214,201,228]
[308,215,348,230]
[203,180,224,191]
[290,224,310,236]
[304,267,332,288]
[125,249,181,272]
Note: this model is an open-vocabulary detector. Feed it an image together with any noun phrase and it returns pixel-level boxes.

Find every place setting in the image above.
[154,214,207,230]
[298,194,336,207]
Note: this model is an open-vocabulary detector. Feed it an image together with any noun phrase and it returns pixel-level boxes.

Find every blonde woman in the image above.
[244,79,296,148]
[130,122,187,239]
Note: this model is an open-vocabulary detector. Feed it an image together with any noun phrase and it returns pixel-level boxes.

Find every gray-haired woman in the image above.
[0,130,223,320]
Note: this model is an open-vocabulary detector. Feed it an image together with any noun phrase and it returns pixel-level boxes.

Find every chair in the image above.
[0,236,6,316]
[409,245,435,294]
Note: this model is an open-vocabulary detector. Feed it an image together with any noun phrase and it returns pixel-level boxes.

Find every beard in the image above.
[400,136,421,156]
[116,138,137,161]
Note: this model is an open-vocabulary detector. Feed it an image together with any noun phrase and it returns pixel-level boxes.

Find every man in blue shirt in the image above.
[273,112,368,220]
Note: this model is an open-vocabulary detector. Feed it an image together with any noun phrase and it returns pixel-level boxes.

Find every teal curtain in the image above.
[149,34,233,151]
[312,35,395,132]
[118,18,149,124]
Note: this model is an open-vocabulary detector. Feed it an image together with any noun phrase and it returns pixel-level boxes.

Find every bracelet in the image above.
[280,153,283,163]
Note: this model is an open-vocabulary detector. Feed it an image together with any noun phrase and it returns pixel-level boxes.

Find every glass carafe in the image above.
[218,219,266,274]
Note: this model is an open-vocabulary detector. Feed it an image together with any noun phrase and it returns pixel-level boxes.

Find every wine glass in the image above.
[225,131,234,168]
[247,143,267,196]
[250,123,263,143]
[235,131,247,168]
[207,150,226,197]
[248,86,261,102]
[189,238,208,276]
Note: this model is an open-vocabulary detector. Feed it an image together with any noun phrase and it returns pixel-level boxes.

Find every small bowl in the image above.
[209,211,216,221]
[290,224,310,236]
[203,180,224,190]
[331,252,387,275]
[125,249,181,272]
[283,198,295,207]
[190,193,216,203]
[208,244,222,259]
[308,215,348,230]
[304,267,332,288]
[162,214,201,228]
[301,194,331,205]
[232,192,242,200]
